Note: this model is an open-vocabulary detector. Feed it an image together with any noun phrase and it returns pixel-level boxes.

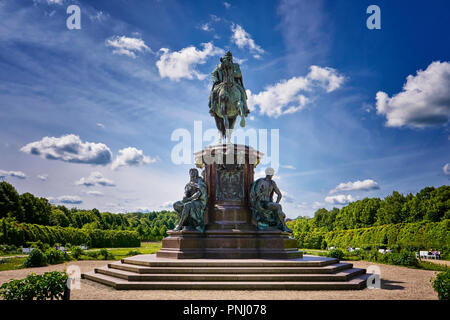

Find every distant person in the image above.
[436,250,441,259]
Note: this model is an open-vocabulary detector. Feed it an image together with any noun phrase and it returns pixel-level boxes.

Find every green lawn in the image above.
[75,241,162,261]
[0,257,26,272]
[300,249,328,256]
[0,252,24,257]
[0,242,162,272]
[92,241,162,258]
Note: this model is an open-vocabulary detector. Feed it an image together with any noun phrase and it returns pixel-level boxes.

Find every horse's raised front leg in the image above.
[214,115,225,144]
[222,102,230,139]
[238,101,246,127]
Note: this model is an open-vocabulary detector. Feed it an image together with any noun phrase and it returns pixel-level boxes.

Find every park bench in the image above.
[416,251,440,260]
[21,247,35,254]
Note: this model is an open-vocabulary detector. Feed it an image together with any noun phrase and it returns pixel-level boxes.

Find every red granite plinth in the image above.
[156,144,302,259]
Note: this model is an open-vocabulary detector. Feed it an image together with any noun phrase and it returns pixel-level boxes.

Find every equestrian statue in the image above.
[208,51,250,144]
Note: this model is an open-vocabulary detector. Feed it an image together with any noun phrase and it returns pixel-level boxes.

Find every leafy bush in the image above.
[86,251,99,258]
[71,246,84,260]
[389,250,418,267]
[87,229,140,248]
[23,249,47,268]
[431,270,450,300]
[327,248,344,260]
[0,271,68,300]
[45,248,67,265]
[99,248,114,260]
[0,244,19,255]
[27,241,50,251]
[0,218,140,248]
[127,250,141,256]
[323,220,449,250]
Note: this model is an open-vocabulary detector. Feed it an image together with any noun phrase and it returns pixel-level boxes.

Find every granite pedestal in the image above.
[156,144,302,259]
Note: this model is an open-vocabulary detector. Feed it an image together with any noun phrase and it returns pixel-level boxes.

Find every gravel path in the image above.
[0,260,439,300]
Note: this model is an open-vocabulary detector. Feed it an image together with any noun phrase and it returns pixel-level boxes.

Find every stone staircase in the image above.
[82,254,370,290]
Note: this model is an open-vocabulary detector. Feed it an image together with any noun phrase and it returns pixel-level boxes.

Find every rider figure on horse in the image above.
[208,51,250,143]
[209,51,250,117]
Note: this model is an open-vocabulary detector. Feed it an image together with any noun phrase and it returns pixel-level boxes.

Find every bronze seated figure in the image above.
[250,168,293,233]
[173,168,208,232]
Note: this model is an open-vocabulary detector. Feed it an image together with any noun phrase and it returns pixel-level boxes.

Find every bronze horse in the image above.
[210,55,247,143]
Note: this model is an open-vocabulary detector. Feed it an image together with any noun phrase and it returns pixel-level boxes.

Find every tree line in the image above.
[288,185,449,250]
[0,181,177,242]
[313,186,449,231]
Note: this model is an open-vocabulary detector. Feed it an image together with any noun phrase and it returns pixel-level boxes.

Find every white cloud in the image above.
[159,201,174,210]
[233,57,247,65]
[223,2,231,9]
[21,134,112,165]
[254,169,281,180]
[96,122,105,128]
[201,23,212,32]
[325,194,355,205]
[308,65,345,92]
[247,65,344,118]
[281,165,296,170]
[312,201,324,209]
[376,61,450,128]
[87,190,104,197]
[231,24,264,58]
[280,190,294,203]
[37,174,48,181]
[246,78,308,118]
[90,10,108,22]
[48,195,82,205]
[443,163,450,176]
[330,179,380,194]
[47,0,63,5]
[111,147,156,170]
[210,15,221,22]
[106,36,151,58]
[75,171,115,187]
[156,42,223,81]
[0,170,26,179]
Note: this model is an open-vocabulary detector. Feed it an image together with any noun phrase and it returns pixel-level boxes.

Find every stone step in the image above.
[122,255,338,268]
[108,262,353,274]
[82,271,371,290]
[95,266,365,282]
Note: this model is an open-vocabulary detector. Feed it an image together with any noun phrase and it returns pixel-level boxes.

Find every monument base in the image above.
[156,229,301,259]
[82,254,370,290]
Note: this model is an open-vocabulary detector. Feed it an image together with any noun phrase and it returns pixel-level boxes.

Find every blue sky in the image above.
[0,0,449,217]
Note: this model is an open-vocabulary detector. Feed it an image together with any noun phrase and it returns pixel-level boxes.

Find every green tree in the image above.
[19,193,51,225]
[376,191,406,225]
[0,182,24,221]
[49,208,70,227]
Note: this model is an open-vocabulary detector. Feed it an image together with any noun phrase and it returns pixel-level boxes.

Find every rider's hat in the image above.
[225,50,233,57]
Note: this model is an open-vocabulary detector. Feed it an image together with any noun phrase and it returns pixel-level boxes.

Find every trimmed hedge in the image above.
[0,218,140,248]
[324,220,449,249]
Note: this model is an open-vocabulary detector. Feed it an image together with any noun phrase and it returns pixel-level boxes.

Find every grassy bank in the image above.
[0,242,162,272]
